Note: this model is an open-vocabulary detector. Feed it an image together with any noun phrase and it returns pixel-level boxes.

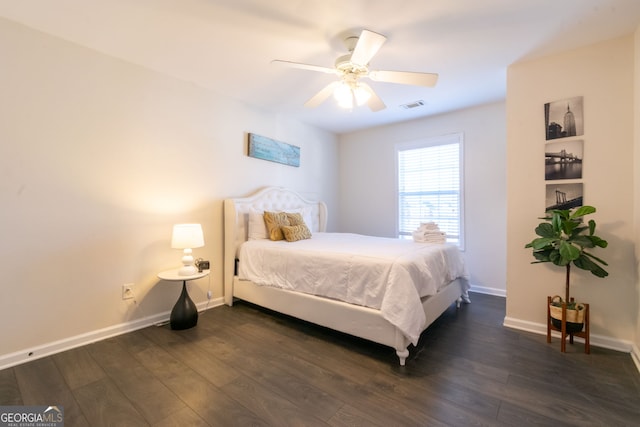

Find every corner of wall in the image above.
[634,25,640,358]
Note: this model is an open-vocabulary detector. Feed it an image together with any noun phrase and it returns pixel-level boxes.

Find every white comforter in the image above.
[237,232,469,345]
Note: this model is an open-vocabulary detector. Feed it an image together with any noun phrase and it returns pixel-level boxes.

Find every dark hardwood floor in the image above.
[2,292,639,426]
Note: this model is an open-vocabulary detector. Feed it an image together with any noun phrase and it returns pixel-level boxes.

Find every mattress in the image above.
[237,232,469,344]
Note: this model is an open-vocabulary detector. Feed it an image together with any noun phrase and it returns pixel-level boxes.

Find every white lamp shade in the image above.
[352,84,371,106]
[171,224,205,249]
[333,81,353,109]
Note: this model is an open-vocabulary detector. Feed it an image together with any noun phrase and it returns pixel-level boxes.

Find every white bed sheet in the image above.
[237,232,469,345]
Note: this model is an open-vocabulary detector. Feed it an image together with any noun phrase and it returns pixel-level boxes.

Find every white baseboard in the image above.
[469,284,506,297]
[0,297,224,370]
[503,316,635,354]
[632,343,640,374]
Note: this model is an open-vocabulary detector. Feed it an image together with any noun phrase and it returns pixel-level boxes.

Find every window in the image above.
[396,133,464,248]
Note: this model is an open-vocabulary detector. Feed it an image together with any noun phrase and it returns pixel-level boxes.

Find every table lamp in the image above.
[171,224,205,276]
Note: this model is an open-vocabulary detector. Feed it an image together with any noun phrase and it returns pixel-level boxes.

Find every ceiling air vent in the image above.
[400,100,425,109]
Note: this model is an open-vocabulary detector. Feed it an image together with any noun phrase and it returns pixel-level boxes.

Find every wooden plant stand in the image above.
[546,296,590,354]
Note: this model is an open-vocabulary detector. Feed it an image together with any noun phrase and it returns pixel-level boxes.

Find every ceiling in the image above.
[1,0,639,134]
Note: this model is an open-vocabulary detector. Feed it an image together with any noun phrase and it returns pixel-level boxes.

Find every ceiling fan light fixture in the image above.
[333,81,370,109]
[353,84,371,106]
[333,81,354,108]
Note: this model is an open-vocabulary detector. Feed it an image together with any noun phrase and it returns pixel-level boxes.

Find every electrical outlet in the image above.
[122,283,134,300]
[207,290,212,299]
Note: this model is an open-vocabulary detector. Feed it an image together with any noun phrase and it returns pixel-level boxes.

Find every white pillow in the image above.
[299,207,314,232]
[248,208,268,240]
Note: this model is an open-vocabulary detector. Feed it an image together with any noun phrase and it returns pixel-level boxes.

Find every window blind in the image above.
[396,134,463,247]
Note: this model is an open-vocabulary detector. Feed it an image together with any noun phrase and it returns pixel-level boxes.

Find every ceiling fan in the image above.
[272,29,438,111]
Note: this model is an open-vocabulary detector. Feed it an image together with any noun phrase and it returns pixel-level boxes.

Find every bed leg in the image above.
[396,348,409,366]
[456,297,462,308]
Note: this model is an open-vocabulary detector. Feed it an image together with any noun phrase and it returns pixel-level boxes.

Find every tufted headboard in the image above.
[223,187,328,305]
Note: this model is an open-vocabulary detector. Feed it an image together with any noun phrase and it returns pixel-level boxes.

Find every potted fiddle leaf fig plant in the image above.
[525,205,608,332]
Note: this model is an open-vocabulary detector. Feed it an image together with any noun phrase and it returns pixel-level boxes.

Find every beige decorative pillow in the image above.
[282,224,312,242]
[263,211,290,241]
[285,212,305,226]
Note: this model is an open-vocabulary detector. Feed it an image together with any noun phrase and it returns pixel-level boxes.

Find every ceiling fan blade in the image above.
[304,81,340,108]
[271,60,338,75]
[360,83,386,112]
[368,70,439,87]
[350,29,387,66]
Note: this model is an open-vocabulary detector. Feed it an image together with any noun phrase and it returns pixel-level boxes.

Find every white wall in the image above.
[338,102,507,295]
[0,18,338,366]
[505,35,637,350]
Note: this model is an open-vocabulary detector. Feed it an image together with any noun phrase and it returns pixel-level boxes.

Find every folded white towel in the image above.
[412,230,445,237]
[412,230,446,244]
[418,222,440,231]
[413,237,446,244]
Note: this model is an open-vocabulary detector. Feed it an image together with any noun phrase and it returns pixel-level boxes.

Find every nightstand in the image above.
[157,269,209,330]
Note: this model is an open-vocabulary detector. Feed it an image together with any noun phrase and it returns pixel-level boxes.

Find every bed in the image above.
[223,186,470,365]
